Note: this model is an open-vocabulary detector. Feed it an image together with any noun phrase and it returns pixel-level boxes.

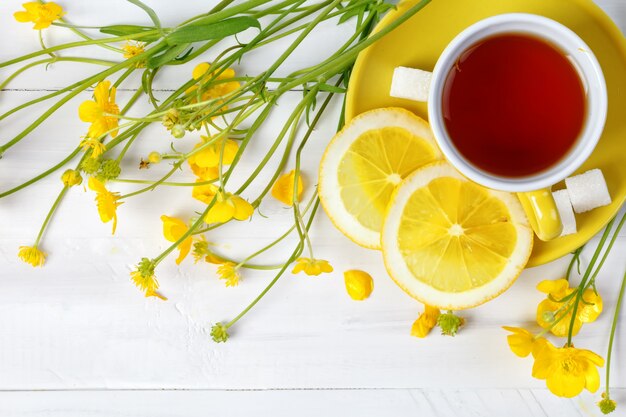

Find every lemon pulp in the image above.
[337,126,437,233]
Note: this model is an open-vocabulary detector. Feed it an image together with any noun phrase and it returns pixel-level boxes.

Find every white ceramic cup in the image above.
[424,13,608,240]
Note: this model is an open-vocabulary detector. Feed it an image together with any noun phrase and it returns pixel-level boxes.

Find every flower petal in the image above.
[231,196,254,221]
[78,101,101,122]
[205,200,235,224]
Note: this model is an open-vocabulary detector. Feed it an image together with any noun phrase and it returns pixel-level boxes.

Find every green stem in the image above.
[226,199,320,329]
[0,147,81,198]
[34,186,68,246]
[604,269,626,398]
[566,217,617,345]
[0,30,160,69]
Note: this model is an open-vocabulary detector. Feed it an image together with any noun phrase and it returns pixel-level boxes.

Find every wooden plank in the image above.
[1,389,624,417]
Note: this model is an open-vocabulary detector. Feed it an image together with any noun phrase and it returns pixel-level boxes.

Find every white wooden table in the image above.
[0,1,625,415]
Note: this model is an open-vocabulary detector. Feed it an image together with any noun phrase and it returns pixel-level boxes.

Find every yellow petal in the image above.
[231,196,254,221]
[88,177,106,193]
[502,326,535,357]
[175,236,192,265]
[94,81,112,107]
[192,62,210,80]
[192,182,218,204]
[205,199,235,223]
[292,260,305,274]
[271,170,304,206]
[584,363,601,393]
[546,369,586,398]
[13,11,34,22]
[318,260,333,273]
[344,270,374,301]
[78,100,101,122]
[160,215,188,242]
[577,289,603,323]
[221,139,239,165]
[411,315,435,338]
[537,279,570,297]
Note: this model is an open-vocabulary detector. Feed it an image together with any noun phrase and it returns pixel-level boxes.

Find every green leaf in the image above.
[126,0,163,32]
[318,83,346,94]
[166,17,261,45]
[100,25,161,42]
[147,44,192,69]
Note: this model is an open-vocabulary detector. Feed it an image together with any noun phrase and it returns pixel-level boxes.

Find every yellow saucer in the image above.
[346,0,626,267]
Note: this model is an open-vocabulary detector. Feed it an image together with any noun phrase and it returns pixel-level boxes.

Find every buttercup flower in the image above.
[344,269,373,300]
[411,305,440,338]
[61,169,82,187]
[130,258,166,300]
[79,138,106,159]
[192,236,223,264]
[79,80,120,139]
[190,136,239,168]
[292,257,333,276]
[217,262,240,287]
[14,2,64,29]
[161,215,192,265]
[536,278,603,337]
[271,170,304,206]
[188,142,220,181]
[532,340,604,398]
[188,64,240,104]
[502,326,545,357]
[88,177,122,234]
[18,245,46,267]
[122,41,146,67]
[204,192,253,224]
[192,181,218,204]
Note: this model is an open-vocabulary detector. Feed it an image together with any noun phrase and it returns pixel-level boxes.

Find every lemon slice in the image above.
[319,108,442,248]
[382,161,533,309]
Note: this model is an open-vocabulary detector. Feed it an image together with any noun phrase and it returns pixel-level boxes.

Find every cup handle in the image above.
[517,189,563,241]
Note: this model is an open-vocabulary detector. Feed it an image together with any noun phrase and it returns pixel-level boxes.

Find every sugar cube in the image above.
[390,66,432,102]
[565,169,611,213]
[552,189,577,236]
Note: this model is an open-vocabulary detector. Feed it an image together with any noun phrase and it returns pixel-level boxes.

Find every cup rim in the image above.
[427,13,608,192]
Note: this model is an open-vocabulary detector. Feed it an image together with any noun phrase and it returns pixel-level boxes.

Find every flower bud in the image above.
[61,169,83,187]
[171,124,186,139]
[211,322,229,343]
[148,151,162,164]
[343,269,374,301]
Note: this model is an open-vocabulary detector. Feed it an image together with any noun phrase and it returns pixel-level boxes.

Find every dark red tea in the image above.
[442,34,586,177]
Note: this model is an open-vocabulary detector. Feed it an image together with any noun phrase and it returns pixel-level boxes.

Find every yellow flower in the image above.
[292,257,333,276]
[344,269,373,300]
[78,80,120,139]
[88,177,123,234]
[190,136,239,168]
[18,245,46,267]
[192,181,218,204]
[130,258,166,300]
[160,215,192,265]
[61,169,82,187]
[536,279,603,337]
[192,236,223,264]
[271,170,304,206]
[14,2,64,29]
[411,305,440,338]
[122,41,146,68]
[204,192,254,224]
[79,138,106,159]
[502,326,545,358]
[532,340,604,398]
[187,64,241,104]
[217,262,240,287]
[188,138,240,181]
